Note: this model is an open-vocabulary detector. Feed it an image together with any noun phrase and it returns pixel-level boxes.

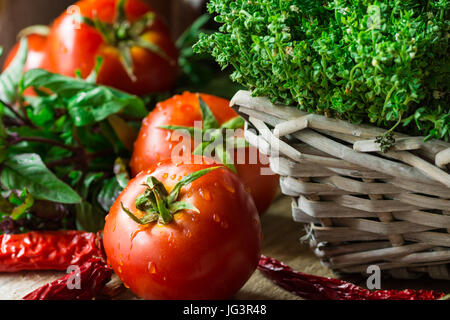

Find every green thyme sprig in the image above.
[195,0,449,141]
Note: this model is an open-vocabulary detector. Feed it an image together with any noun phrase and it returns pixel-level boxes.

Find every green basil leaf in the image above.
[97,177,123,212]
[21,69,94,97]
[80,172,104,198]
[113,157,130,188]
[75,201,105,233]
[11,190,34,220]
[21,69,147,119]
[1,153,81,204]
[68,87,125,126]
[0,195,13,213]
[0,38,28,104]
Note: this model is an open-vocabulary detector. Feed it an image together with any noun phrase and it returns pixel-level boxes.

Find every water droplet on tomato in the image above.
[213,214,221,223]
[124,282,130,289]
[223,183,235,194]
[220,221,229,229]
[171,174,177,180]
[147,262,157,274]
[118,266,122,274]
[184,229,192,238]
[168,233,175,246]
[199,188,211,201]
[130,226,146,242]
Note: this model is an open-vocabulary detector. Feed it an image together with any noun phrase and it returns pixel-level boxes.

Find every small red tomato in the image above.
[46,0,178,95]
[3,33,49,72]
[3,32,50,96]
[103,157,262,299]
[130,92,279,214]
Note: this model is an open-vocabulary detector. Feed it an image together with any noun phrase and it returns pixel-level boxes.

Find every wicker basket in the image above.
[231,90,450,280]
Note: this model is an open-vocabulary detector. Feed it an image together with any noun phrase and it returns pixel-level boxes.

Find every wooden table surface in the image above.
[1,193,448,300]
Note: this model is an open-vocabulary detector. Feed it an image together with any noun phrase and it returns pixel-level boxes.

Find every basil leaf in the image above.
[68,87,125,126]
[80,172,104,198]
[98,158,130,212]
[75,201,105,233]
[21,69,94,97]
[1,153,81,204]
[0,195,13,213]
[11,190,34,220]
[22,69,147,121]
[97,177,123,212]
[0,38,28,104]
[113,157,130,188]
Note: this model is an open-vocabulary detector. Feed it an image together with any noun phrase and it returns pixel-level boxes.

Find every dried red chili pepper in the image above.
[23,257,112,300]
[258,255,446,300]
[0,231,104,272]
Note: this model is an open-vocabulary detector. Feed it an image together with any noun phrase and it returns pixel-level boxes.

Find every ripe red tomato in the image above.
[130,92,279,214]
[103,158,262,299]
[3,33,49,72]
[46,0,178,95]
[3,33,50,96]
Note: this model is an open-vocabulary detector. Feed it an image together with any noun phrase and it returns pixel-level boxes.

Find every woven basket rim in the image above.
[231,90,449,146]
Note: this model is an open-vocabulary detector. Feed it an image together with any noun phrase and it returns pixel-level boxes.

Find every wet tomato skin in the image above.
[130,92,279,214]
[3,33,50,96]
[103,158,262,300]
[3,33,49,72]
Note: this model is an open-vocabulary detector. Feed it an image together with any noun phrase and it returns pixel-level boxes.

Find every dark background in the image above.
[0,0,206,65]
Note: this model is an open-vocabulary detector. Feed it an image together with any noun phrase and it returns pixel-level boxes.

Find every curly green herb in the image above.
[195,0,449,141]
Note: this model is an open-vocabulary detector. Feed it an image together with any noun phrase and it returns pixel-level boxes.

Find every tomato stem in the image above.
[73,0,174,82]
[159,95,247,173]
[121,166,222,225]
